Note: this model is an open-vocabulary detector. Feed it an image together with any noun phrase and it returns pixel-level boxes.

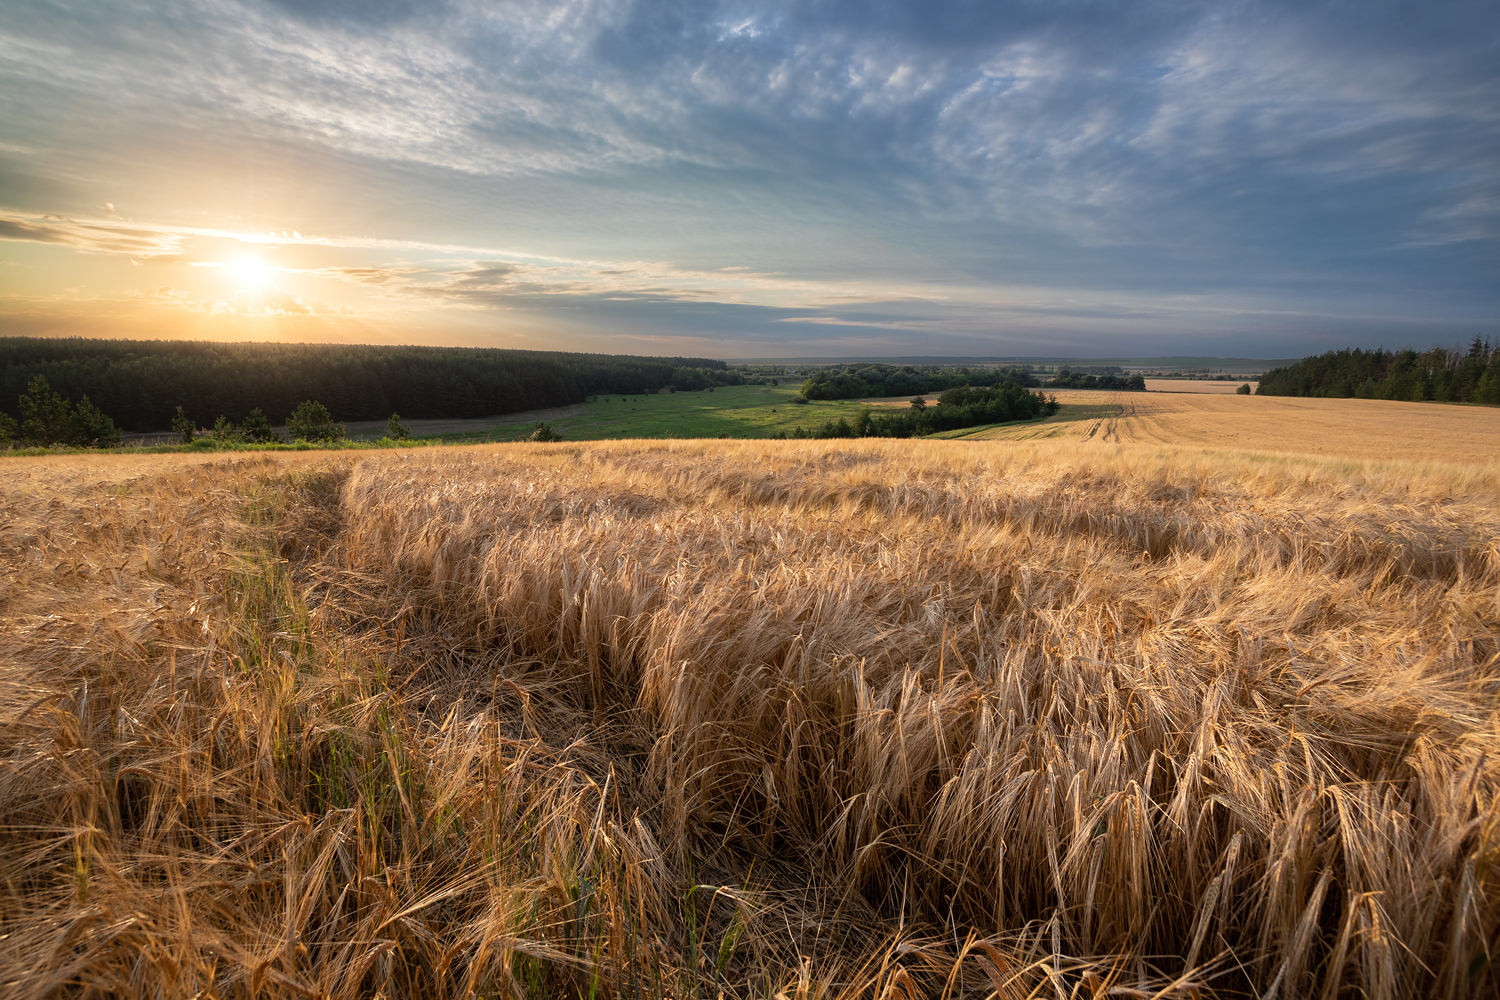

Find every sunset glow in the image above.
[1,1,1495,356]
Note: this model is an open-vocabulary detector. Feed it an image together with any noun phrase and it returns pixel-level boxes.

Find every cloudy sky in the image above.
[1,0,1496,359]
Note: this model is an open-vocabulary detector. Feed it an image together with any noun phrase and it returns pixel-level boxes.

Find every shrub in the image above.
[387,413,411,440]
[241,408,282,443]
[169,406,195,444]
[69,395,122,448]
[211,415,243,444]
[286,400,345,442]
[530,421,563,442]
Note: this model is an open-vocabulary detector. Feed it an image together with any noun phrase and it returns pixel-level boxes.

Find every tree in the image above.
[14,376,120,447]
[286,400,344,442]
[386,413,410,440]
[241,408,281,443]
[172,406,195,444]
[529,421,562,442]
[0,411,17,445]
[71,395,122,447]
[1236,383,1252,395]
[19,376,73,445]
[211,415,243,444]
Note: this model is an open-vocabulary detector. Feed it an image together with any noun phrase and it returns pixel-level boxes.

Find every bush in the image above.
[1237,383,1252,395]
[789,395,809,405]
[387,413,411,440]
[286,400,345,442]
[171,406,195,444]
[241,408,282,443]
[69,395,122,447]
[530,421,563,442]
[211,415,243,444]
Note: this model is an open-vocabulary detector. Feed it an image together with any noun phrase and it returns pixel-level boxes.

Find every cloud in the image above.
[0,0,1495,355]
[0,215,184,256]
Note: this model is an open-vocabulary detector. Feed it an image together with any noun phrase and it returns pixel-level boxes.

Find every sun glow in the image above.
[231,256,272,287]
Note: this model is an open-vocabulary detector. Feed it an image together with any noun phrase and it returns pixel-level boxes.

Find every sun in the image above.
[231,256,273,287]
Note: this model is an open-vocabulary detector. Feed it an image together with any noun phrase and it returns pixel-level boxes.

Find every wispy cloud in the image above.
[0,1,1495,355]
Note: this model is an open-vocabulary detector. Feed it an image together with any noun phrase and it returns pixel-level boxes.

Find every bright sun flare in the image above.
[231,256,272,286]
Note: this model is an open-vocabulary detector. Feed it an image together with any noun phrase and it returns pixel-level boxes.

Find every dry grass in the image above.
[969,391,1500,464]
[1,437,1497,998]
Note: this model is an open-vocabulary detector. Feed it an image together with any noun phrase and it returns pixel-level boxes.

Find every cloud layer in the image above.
[0,0,1496,355]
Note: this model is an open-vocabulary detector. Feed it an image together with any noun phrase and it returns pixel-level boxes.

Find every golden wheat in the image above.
[2,437,1496,998]
[970,390,1500,466]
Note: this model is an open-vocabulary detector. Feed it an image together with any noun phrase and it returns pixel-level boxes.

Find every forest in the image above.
[798,363,1039,400]
[0,338,728,431]
[1042,369,1147,391]
[1256,339,1500,403]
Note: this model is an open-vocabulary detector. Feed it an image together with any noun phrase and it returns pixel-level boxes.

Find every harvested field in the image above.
[1141,379,1258,394]
[1,436,1497,998]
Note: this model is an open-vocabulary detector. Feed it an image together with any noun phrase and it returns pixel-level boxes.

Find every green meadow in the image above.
[426,384,921,443]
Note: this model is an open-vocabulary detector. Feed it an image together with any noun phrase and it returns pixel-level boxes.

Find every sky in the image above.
[1,0,1496,360]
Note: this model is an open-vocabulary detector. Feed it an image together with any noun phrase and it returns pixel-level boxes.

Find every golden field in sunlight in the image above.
[2,434,1497,999]
[969,389,1500,462]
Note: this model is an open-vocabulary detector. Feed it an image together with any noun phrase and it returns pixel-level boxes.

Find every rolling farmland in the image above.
[0,416,1497,998]
[967,389,1500,462]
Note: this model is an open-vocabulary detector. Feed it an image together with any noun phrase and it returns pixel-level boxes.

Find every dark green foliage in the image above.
[778,383,1058,439]
[70,396,122,447]
[19,375,74,444]
[386,413,410,440]
[171,406,196,444]
[798,363,1038,401]
[211,414,243,444]
[0,411,15,444]
[1257,339,1500,405]
[13,375,122,447]
[670,366,743,392]
[1236,383,1252,395]
[788,395,809,405]
[1043,369,1147,391]
[529,421,562,442]
[286,400,345,442]
[241,408,281,443]
[0,337,730,432]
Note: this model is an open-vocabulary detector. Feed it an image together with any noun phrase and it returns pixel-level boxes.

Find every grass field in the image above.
[2,417,1498,997]
[401,385,929,444]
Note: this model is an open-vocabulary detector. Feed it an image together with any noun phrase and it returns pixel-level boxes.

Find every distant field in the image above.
[1142,378,1257,393]
[963,389,1500,463]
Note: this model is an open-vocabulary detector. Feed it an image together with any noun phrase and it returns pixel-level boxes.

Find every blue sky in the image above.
[1,0,1495,358]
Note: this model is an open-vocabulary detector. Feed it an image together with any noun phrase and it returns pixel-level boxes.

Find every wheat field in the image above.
[1,432,1497,998]
[968,391,1500,464]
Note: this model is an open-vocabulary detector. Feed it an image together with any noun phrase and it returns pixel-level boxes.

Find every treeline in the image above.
[1043,370,1146,391]
[800,363,1038,400]
[0,338,727,431]
[781,383,1058,438]
[1256,339,1500,404]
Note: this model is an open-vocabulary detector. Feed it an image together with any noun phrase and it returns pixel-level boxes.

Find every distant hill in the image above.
[730,355,1294,372]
